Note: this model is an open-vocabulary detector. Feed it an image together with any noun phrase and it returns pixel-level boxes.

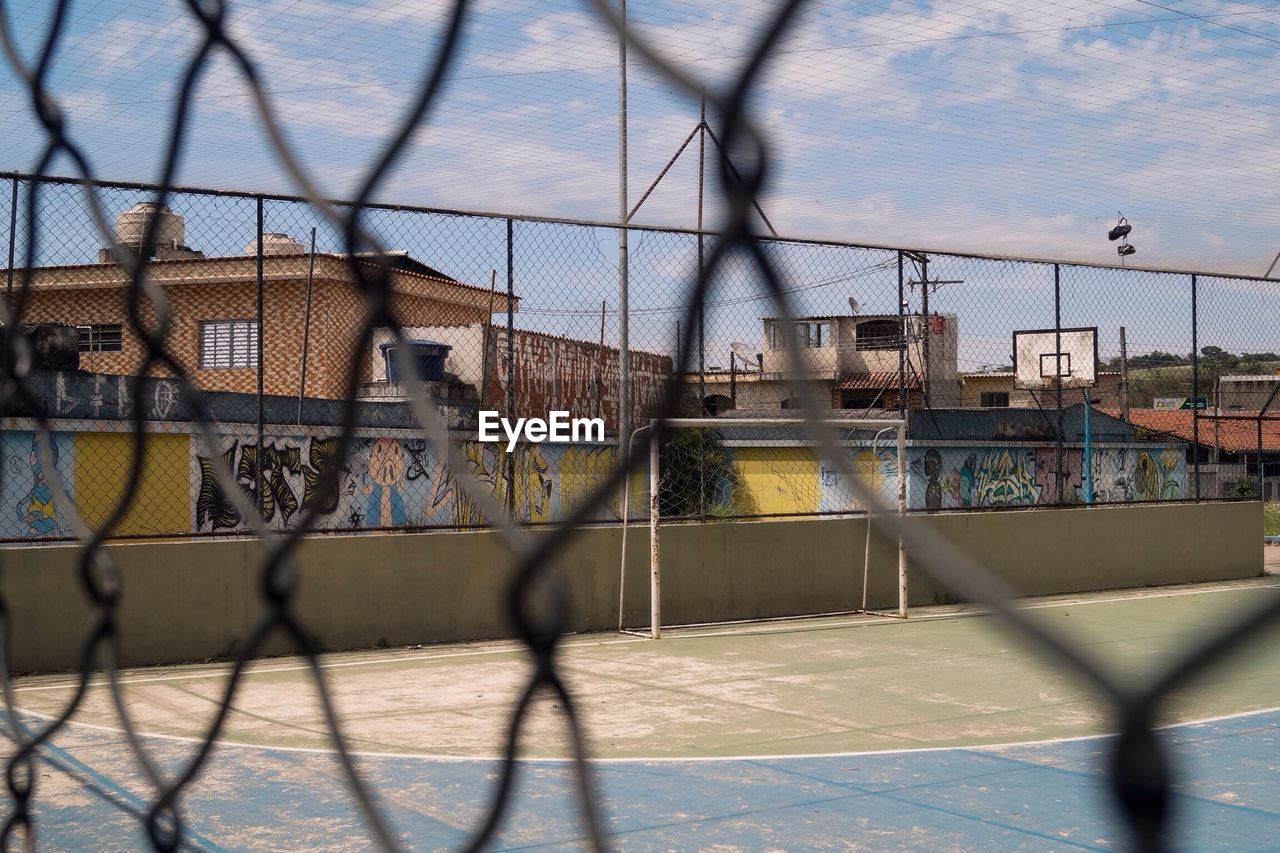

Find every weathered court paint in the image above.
[12,708,1280,849]
[6,579,1280,848]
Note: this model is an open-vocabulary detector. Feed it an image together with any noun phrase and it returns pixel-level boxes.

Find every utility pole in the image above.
[906,256,962,408]
[697,91,706,406]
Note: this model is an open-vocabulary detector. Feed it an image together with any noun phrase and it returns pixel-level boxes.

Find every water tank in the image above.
[243,232,306,256]
[115,202,184,251]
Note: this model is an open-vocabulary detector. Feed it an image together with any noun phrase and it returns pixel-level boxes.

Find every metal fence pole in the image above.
[255,198,265,515]
[1054,264,1063,505]
[1191,274,1200,500]
[506,217,516,517]
[296,227,316,424]
[897,250,905,415]
[5,177,16,315]
[617,0,631,447]
[921,255,930,406]
[697,93,705,406]
[648,418,660,639]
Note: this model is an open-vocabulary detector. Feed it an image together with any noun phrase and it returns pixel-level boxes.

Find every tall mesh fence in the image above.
[1,0,1279,849]
[3,173,1274,539]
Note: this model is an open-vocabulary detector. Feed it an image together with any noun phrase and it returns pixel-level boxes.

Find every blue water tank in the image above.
[380,340,452,382]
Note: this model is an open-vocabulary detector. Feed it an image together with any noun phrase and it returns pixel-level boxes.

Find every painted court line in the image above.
[12,578,1277,695]
[15,703,1280,767]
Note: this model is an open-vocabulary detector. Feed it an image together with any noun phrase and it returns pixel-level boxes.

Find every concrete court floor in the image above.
[6,575,1280,849]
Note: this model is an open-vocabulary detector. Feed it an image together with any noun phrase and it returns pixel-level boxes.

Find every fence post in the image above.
[897,251,905,415]
[697,93,706,406]
[255,197,265,516]
[1054,264,1063,505]
[649,418,660,639]
[617,0,631,450]
[506,218,516,517]
[921,254,930,406]
[1191,274,1200,500]
[5,177,16,316]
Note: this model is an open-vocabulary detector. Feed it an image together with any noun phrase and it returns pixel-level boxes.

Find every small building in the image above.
[11,203,515,401]
[701,312,958,412]
[959,370,1124,410]
[1217,375,1280,411]
[1113,407,1280,498]
[365,324,672,434]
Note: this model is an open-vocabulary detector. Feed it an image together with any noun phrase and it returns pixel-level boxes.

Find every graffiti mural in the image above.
[0,418,1191,542]
[1034,448,1082,504]
[818,447,898,513]
[1131,449,1185,502]
[6,433,73,538]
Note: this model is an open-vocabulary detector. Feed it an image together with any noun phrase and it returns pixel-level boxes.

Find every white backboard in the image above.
[1013,327,1098,390]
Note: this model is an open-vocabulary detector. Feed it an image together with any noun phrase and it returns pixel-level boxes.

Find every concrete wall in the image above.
[2,501,1260,672]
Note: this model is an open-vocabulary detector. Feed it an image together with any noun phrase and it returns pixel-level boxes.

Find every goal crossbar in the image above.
[618,417,908,639]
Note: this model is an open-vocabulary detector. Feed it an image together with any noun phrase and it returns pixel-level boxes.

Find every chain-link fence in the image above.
[3,172,1276,540]
[3,0,1280,849]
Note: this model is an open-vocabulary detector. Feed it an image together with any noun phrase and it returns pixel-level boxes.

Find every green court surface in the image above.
[12,577,1280,761]
[8,576,1280,849]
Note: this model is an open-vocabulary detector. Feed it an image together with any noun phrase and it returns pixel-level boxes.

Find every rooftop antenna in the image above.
[847,297,860,315]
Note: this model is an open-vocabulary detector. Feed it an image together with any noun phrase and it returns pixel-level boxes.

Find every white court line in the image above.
[13,704,1280,765]
[11,578,1279,695]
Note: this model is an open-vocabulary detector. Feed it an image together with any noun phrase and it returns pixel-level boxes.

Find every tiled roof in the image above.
[837,371,920,390]
[1103,408,1280,453]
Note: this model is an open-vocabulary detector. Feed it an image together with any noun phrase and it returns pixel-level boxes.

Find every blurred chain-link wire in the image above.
[2,0,1280,850]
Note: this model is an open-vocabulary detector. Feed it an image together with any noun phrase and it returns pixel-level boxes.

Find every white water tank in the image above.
[115,202,185,251]
[243,232,306,256]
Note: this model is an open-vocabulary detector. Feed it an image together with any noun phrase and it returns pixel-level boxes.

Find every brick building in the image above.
[11,205,516,401]
[367,324,672,434]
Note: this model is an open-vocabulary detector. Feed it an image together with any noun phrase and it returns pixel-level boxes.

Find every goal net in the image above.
[619,417,908,638]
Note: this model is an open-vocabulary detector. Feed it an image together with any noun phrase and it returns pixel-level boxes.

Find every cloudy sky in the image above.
[3,0,1280,274]
[4,1,1280,370]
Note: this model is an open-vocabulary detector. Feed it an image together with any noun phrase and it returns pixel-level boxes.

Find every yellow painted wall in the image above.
[72,433,191,536]
[557,445,624,521]
[731,447,819,515]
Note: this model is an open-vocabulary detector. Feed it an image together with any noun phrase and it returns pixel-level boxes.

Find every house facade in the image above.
[365,324,672,434]
[960,371,1124,410]
[702,312,958,412]
[9,205,516,401]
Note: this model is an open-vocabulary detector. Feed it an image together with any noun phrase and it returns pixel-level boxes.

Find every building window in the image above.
[855,319,900,351]
[980,391,1010,408]
[769,321,830,349]
[199,319,259,368]
[841,393,881,410]
[77,323,122,353]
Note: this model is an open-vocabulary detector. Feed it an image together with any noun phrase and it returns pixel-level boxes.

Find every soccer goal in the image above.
[618,417,908,638]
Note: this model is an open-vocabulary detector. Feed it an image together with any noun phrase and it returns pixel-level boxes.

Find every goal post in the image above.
[619,416,908,638]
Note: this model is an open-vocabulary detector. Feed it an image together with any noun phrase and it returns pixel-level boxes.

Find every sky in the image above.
[3,0,1280,366]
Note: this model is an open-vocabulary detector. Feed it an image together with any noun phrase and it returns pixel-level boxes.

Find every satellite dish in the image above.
[848,297,860,315]
[730,341,757,368]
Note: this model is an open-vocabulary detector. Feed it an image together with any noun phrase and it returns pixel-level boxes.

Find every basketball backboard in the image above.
[1012,327,1098,390]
